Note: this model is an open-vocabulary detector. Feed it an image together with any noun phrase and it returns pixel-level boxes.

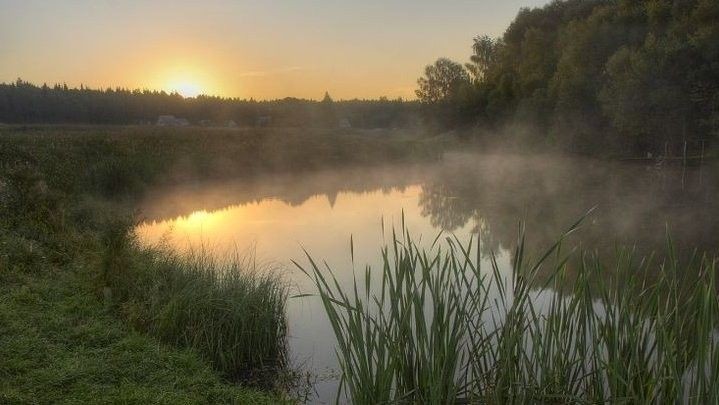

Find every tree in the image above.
[600,39,694,154]
[319,91,337,127]
[465,36,499,84]
[417,0,719,154]
[321,91,333,104]
[415,58,470,104]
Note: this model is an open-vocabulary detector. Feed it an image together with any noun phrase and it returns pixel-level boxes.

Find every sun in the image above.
[169,80,202,98]
[157,64,214,98]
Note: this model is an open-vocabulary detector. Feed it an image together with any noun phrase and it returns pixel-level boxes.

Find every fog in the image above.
[139,151,719,268]
[131,150,717,403]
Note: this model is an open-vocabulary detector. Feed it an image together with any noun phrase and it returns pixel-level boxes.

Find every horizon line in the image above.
[2,78,417,103]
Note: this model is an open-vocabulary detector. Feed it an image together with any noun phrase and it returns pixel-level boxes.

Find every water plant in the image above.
[297,218,719,403]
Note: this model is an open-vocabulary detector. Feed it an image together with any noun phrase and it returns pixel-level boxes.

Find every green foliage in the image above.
[299,220,719,403]
[416,58,474,129]
[103,231,289,385]
[0,176,282,403]
[0,247,281,404]
[466,36,500,84]
[416,58,470,104]
[424,0,719,155]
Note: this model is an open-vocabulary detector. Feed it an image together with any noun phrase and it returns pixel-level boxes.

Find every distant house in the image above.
[157,115,190,127]
[256,116,272,127]
[338,118,352,129]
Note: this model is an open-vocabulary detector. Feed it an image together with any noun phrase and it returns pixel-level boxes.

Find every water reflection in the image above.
[135,153,718,403]
[419,154,718,268]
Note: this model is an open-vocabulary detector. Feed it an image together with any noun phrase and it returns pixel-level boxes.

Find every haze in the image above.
[0,0,547,100]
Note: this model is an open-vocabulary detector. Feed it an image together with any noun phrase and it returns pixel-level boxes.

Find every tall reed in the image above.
[297,219,719,403]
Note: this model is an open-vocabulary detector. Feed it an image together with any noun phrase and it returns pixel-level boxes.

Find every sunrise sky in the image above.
[0,0,547,100]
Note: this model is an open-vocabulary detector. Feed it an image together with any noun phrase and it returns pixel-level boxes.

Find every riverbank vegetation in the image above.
[2,1,717,402]
[299,221,719,403]
[0,171,285,403]
[0,237,281,404]
[416,0,719,156]
[104,224,289,385]
[0,125,434,401]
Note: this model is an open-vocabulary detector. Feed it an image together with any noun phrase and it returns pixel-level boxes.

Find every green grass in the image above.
[297,218,719,403]
[103,228,289,385]
[0,236,280,404]
[0,160,289,402]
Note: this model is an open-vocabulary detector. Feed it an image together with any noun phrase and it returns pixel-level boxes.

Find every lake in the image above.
[135,153,718,403]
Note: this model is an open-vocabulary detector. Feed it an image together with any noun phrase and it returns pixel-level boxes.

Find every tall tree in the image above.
[465,36,499,84]
[416,58,470,104]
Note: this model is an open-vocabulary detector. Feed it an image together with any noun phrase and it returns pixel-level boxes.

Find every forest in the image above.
[417,0,719,155]
[0,82,418,129]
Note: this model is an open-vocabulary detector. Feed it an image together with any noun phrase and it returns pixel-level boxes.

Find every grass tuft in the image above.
[103,223,289,387]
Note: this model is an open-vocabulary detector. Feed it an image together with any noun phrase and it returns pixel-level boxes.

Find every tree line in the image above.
[0,81,419,130]
[417,0,719,155]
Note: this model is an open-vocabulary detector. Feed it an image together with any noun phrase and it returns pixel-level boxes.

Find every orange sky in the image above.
[0,0,547,100]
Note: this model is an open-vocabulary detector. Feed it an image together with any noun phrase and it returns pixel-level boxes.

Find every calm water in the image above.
[135,153,718,403]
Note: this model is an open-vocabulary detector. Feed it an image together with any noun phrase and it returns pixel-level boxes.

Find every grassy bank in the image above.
[0,125,435,402]
[0,158,287,402]
[298,221,719,403]
[0,240,279,404]
[104,227,289,385]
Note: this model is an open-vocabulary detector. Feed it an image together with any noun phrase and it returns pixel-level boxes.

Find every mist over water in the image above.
[135,153,718,403]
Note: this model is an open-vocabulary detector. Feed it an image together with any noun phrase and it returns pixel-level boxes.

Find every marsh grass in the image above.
[297,217,719,403]
[103,224,289,386]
